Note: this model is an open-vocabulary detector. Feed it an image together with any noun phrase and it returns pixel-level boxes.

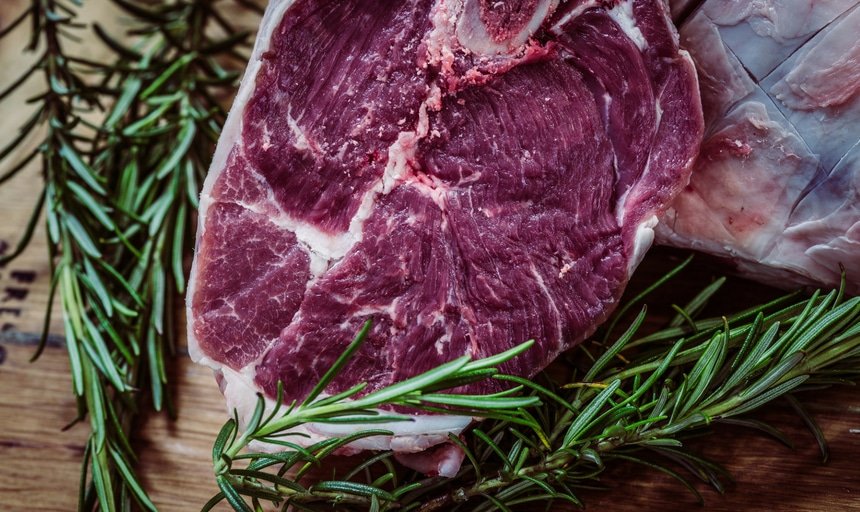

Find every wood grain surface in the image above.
[1,2,859,511]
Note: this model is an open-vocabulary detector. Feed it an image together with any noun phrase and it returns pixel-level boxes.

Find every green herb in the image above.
[206,271,860,511]
[0,1,259,510]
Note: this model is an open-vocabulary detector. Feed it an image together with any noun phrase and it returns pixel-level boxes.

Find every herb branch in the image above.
[0,1,260,510]
[207,273,860,511]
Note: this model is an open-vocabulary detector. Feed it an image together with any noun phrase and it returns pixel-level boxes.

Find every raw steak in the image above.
[658,1,860,294]
[187,0,702,472]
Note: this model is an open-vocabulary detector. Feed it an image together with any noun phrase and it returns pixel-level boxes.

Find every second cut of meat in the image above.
[659,0,860,294]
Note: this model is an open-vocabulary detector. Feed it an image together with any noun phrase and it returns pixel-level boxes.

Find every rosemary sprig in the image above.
[0,1,258,510]
[206,275,860,511]
[207,327,542,512]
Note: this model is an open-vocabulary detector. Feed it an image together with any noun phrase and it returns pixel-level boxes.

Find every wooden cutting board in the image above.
[1,3,858,511]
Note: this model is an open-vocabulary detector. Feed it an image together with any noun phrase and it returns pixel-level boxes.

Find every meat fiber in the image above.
[187,0,702,473]
[658,1,860,294]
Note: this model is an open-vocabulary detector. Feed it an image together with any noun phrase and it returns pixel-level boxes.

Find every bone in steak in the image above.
[658,1,860,294]
[187,0,702,474]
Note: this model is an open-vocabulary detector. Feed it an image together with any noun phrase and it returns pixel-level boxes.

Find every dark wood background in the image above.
[1,2,858,511]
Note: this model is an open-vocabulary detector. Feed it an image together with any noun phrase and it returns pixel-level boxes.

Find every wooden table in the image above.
[1,3,858,511]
